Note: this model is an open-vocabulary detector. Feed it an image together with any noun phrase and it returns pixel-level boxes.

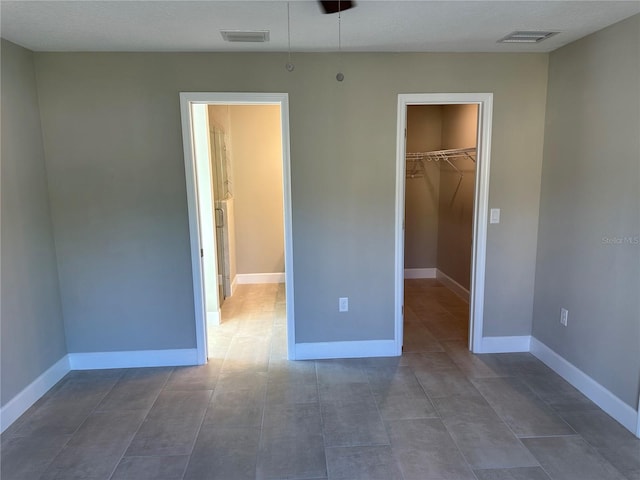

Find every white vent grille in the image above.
[221,30,270,43]
[498,31,559,43]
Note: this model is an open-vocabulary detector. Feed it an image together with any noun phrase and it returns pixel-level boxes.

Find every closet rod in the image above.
[406,147,476,162]
[405,147,476,178]
[405,157,462,178]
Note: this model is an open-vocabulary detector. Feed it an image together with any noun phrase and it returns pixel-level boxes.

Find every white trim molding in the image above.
[231,275,238,296]
[1,349,201,433]
[192,104,221,347]
[235,272,285,284]
[0,355,70,433]
[436,269,470,302]
[479,335,531,353]
[531,337,639,437]
[68,349,199,370]
[294,340,397,361]
[206,310,221,326]
[404,268,436,279]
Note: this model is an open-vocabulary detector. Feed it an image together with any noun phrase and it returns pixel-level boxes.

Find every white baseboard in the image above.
[231,275,237,295]
[68,348,199,370]
[235,273,285,284]
[530,337,639,437]
[404,268,436,279]
[1,348,200,433]
[0,355,70,433]
[206,310,221,326]
[436,269,470,302]
[637,394,640,438]
[293,340,398,360]
[479,335,532,353]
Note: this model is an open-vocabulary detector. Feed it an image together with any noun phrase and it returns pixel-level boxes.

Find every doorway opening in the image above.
[180,93,295,364]
[395,93,493,354]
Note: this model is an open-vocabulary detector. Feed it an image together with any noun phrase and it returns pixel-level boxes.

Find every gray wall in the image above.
[532,15,640,408]
[35,58,197,353]
[33,51,548,348]
[1,40,67,406]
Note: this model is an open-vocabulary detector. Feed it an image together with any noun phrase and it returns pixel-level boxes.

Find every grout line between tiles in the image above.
[106,367,176,480]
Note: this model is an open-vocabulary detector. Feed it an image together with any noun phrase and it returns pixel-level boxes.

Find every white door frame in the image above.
[180,92,295,364]
[395,93,493,354]
[191,103,222,329]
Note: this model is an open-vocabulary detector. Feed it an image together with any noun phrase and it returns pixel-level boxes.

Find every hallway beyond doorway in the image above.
[207,283,286,364]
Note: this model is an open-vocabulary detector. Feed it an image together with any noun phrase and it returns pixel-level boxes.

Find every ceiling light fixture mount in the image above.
[336,0,344,82]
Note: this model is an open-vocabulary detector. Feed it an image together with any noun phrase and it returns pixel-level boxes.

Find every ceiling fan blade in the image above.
[319,1,355,14]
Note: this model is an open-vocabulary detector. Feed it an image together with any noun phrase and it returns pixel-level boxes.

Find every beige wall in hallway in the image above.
[229,105,284,275]
[208,104,230,132]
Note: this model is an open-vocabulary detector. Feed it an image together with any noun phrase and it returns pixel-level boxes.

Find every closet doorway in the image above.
[180,93,295,364]
[394,93,493,354]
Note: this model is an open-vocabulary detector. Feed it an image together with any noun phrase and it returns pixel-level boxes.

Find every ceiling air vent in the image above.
[498,31,559,43]
[221,30,270,43]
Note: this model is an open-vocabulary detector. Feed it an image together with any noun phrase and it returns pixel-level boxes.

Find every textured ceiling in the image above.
[1,1,639,53]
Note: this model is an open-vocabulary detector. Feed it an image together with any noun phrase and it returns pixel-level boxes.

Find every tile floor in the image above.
[2,280,639,479]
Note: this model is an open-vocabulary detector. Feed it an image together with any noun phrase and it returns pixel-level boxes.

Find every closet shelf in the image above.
[406,147,476,178]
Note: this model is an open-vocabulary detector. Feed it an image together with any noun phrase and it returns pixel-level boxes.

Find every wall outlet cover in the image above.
[339,297,349,312]
[490,208,501,224]
[560,308,569,326]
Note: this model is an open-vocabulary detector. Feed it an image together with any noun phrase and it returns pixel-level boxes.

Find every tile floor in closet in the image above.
[1,280,639,479]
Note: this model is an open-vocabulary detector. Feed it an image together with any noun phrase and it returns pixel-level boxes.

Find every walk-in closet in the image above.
[404,104,478,347]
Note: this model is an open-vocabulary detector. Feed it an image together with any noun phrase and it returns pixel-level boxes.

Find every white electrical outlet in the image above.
[339,297,349,312]
[560,308,569,327]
